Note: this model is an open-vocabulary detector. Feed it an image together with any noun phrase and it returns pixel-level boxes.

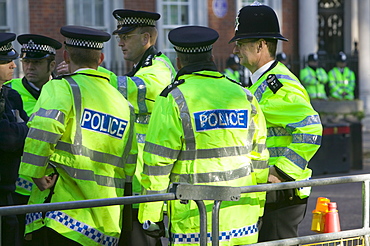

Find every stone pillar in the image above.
[299,0,317,68]
[358,0,370,130]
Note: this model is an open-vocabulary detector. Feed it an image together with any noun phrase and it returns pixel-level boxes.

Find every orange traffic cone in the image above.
[324,202,341,233]
[311,197,330,232]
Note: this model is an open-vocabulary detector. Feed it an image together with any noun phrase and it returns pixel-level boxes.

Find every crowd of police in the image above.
[0,2,324,246]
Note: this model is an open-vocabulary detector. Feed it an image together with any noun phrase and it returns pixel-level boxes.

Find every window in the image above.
[157,0,207,66]
[0,0,8,32]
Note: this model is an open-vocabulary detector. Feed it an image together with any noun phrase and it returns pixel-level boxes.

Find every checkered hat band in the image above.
[174,45,213,53]
[22,43,56,55]
[65,37,104,49]
[117,17,155,27]
[0,42,13,52]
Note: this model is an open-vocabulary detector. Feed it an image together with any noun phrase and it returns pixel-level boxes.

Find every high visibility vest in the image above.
[328,67,356,100]
[299,66,328,99]
[19,69,137,246]
[223,68,240,82]
[249,61,323,199]
[139,69,269,245]
[112,48,176,207]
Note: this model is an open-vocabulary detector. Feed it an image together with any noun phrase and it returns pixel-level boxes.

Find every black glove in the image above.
[143,220,166,238]
[0,88,4,115]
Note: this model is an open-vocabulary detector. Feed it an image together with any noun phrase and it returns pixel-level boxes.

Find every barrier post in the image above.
[212,200,222,246]
[363,180,370,246]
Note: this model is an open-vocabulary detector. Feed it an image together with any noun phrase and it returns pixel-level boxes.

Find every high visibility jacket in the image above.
[300,66,328,99]
[139,64,269,246]
[19,69,137,246]
[223,68,240,82]
[6,78,39,196]
[328,67,356,100]
[112,46,176,206]
[249,61,323,199]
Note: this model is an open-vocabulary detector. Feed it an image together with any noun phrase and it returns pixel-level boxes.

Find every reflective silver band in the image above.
[251,160,269,170]
[170,165,252,184]
[268,147,307,170]
[143,163,174,176]
[144,141,180,160]
[131,76,148,114]
[65,76,82,146]
[27,128,62,143]
[137,133,146,144]
[154,56,175,81]
[178,145,252,160]
[122,104,136,168]
[33,108,65,125]
[126,154,138,165]
[117,76,128,98]
[22,152,49,167]
[136,114,150,124]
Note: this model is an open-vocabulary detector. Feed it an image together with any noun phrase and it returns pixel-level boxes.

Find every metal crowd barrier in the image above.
[1,174,370,246]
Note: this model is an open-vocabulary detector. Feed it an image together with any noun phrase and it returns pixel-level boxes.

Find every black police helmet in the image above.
[0,33,18,61]
[337,51,347,62]
[229,2,288,43]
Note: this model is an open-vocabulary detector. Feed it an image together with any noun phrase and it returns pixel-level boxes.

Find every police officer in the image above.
[223,54,241,82]
[111,9,176,246]
[328,51,356,100]
[230,2,323,242]
[0,32,29,246]
[276,52,291,69]
[300,53,329,99]
[138,25,269,245]
[19,25,137,246]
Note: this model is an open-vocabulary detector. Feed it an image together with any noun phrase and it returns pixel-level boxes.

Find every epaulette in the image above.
[156,51,162,56]
[142,54,154,67]
[266,74,283,94]
[224,75,243,86]
[54,73,77,80]
[160,79,185,97]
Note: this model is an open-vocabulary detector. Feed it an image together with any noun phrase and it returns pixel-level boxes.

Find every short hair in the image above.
[265,39,278,58]
[65,45,101,68]
[137,26,158,45]
[177,51,213,67]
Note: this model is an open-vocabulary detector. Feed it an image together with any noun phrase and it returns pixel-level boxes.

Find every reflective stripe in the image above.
[170,165,252,184]
[286,115,321,132]
[251,160,268,169]
[267,127,290,137]
[170,222,258,244]
[171,88,196,151]
[25,212,42,225]
[253,74,297,102]
[143,163,174,176]
[131,76,148,114]
[65,77,82,146]
[144,188,168,195]
[155,56,175,81]
[16,177,33,192]
[137,133,146,144]
[122,104,136,167]
[126,154,138,165]
[136,114,150,124]
[145,142,251,161]
[55,163,125,188]
[144,142,180,159]
[22,152,49,167]
[292,133,322,145]
[27,128,62,143]
[34,108,65,124]
[253,143,267,153]
[55,141,124,167]
[268,147,307,170]
[46,211,119,246]
[117,76,128,98]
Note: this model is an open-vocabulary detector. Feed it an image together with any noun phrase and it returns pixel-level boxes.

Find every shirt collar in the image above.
[250,60,275,84]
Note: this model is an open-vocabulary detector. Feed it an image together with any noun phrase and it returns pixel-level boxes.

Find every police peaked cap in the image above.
[308,53,318,62]
[337,51,347,62]
[112,9,160,35]
[18,34,62,59]
[168,26,219,54]
[60,25,111,50]
[229,2,288,43]
[0,33,18,61]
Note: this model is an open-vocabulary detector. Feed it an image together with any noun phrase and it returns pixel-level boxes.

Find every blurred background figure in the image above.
[223,54,241,81]
[276,52,291,69]
[328,51,356,100]
[300,53,328,100]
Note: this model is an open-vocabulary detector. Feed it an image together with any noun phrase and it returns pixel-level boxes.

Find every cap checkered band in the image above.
[65,37,104,49]
[116,16,156,27]
[174,45,213,54]
[22,39,56,54]
[0,42,13,52]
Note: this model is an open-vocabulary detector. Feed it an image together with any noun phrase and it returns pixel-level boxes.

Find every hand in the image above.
[143,220,166,238]
[268,166,285,183]
[56,61,70,76]
[32,174,58,191]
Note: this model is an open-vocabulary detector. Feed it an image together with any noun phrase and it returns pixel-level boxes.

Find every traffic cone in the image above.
[324,202,341,233]
[311,197,330,232]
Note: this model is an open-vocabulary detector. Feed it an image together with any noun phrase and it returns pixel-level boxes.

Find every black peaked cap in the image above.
[18,34,62,59]
[0,33,18,60]
[112,9,160,35]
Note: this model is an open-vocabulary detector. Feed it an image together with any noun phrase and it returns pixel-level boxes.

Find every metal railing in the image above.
[1,174,369,246]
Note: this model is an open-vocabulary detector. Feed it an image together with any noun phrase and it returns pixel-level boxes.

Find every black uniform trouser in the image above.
[258,189,308,242]
[12,192,31,246]
[25,227,81,246]
[119,208,161,246]
[0,192,20,246]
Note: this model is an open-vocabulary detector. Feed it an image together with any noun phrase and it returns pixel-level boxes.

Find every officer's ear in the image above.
[176,57,183,70]
[63,50,70,64]
[49,60,56,72]
[98,53,104,66]
[141,32,150,46]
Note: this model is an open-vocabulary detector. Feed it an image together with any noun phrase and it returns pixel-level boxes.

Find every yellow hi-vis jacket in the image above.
[328,66,356,100]
[111,46,176,206]
[19,69,137,246]
[249,61,323,199]
[139,65,269,245]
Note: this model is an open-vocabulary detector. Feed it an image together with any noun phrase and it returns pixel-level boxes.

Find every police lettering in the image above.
[81,109,128,139]
[194,109,248,131]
